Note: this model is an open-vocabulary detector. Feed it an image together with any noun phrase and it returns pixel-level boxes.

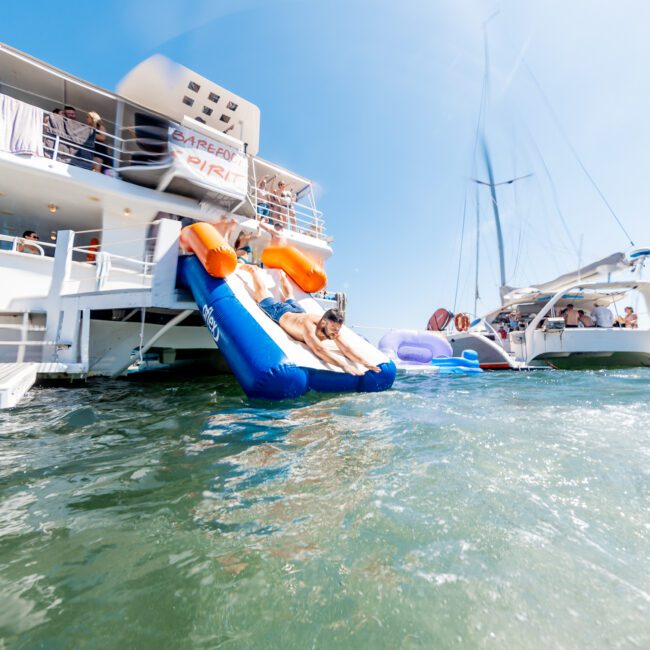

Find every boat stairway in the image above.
[0,362,38,408]
[0,312,47,364]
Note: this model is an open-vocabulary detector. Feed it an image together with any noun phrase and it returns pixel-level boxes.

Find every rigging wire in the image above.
[526,129,580,256]
[473,187,481,316]
[452,191,468,313]
[454,19,491,312]
[523,62,635,247]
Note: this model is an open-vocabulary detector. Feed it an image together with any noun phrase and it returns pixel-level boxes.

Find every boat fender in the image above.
[454,312,470,332]
[86,237,100,263]
[261,245,327,293]
[180,222,237,278]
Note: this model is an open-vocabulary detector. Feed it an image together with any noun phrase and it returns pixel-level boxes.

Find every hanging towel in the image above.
[0,93,45,156]
[43,113,95,169]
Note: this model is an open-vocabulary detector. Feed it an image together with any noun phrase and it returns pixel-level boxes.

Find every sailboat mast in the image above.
[481,136,507,292]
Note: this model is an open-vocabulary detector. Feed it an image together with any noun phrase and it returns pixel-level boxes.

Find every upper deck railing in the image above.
[1,87,328,241]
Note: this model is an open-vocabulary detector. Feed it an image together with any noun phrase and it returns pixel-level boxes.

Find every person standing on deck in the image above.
[563,304,580,328]
[591,302,614,328]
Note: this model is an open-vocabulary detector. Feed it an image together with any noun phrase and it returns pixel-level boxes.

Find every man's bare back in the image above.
[277,311,320,343]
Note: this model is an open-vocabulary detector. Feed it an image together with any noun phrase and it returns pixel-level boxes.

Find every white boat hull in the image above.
[450,328,650,370]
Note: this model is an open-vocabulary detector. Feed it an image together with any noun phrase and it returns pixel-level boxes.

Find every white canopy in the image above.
[502,252,631,302]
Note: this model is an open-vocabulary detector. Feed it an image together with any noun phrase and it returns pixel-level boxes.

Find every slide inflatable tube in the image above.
[261,245,327,293]
[177,255,396,400]
[180,222,237,278]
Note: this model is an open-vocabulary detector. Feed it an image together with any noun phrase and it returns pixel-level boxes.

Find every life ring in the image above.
[454,312,470,332]
[86,238,100,262]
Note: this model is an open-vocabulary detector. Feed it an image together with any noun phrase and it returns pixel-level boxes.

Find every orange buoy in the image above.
[180,222,237,278]
[261,245,327,293]
[86,237,100,263]
[454,312,471,332]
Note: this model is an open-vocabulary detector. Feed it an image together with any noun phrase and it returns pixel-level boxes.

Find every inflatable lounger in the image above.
[378,329,482,375]
[177,255,396,399]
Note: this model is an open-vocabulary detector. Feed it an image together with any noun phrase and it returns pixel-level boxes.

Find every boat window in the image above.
[220,114,230,123]
[208,92,220,104]
[202,106,213,116]
[194,116,206,124]
[187,81,200,93]
[182,95,194,107]
[227,101,238,111]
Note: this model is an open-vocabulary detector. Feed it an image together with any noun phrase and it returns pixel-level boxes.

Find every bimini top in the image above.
[502,252,631,303]
[117,54,260,156]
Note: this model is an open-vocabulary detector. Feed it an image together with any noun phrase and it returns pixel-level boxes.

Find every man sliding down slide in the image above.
[240,265,380,376]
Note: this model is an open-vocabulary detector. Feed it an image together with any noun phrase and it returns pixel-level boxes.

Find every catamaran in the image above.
[0,44,395,407]
[447,249,650,369]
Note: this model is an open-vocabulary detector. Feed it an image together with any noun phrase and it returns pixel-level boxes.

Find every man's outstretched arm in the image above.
[303,329,364,375]
[334,336,381,372]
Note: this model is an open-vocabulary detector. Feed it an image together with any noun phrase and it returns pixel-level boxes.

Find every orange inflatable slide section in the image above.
[262,245,327,293]
[180,222,327,293]
[180,222,237,278]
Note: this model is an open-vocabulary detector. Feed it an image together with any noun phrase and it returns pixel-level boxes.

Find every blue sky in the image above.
[4,1,650,335]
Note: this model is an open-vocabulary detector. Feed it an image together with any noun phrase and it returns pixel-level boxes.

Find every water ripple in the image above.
[0,372,648,648]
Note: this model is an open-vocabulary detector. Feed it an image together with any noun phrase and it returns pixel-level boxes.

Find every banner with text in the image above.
[168,126,248,200]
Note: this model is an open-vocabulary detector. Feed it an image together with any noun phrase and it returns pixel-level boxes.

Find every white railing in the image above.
[251,183,325,239]
[0,233,53,257]
[0,228,156,291]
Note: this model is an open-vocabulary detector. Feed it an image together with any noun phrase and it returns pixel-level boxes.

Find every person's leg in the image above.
[278,270,294,300]
[240,264,272,302]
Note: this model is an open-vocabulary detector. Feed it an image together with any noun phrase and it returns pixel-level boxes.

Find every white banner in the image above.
[168,126,248,199]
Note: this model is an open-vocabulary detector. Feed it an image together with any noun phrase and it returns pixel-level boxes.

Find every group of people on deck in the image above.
[561,303,638,328]
[256,175,297,230]
[49,105,112,174]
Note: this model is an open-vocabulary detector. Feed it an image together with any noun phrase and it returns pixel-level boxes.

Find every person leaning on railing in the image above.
[16,230,40,255]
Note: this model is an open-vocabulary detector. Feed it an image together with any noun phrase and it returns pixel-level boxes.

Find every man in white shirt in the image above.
[591,302,614,328]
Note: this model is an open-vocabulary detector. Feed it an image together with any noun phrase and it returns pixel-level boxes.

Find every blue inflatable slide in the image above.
[177,255,396,400]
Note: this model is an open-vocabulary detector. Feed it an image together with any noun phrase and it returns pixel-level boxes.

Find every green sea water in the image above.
[0,370,649,649]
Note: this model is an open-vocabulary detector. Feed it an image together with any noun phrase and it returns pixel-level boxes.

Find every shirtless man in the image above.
[240,264,380,375]
[563,303,580,327]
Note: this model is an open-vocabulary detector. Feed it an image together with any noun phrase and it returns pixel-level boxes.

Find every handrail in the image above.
[0,234,49,256]
[251,185,325,238]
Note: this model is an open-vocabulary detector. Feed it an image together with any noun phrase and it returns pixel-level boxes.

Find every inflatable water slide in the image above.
[176,223,396,399]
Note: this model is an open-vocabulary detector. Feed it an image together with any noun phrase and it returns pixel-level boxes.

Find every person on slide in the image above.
[240,265,380,375]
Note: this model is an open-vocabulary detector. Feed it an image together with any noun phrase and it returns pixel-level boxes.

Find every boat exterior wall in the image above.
[88,317,213,376]
[524,328,650,369]
[448,332,514,369]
